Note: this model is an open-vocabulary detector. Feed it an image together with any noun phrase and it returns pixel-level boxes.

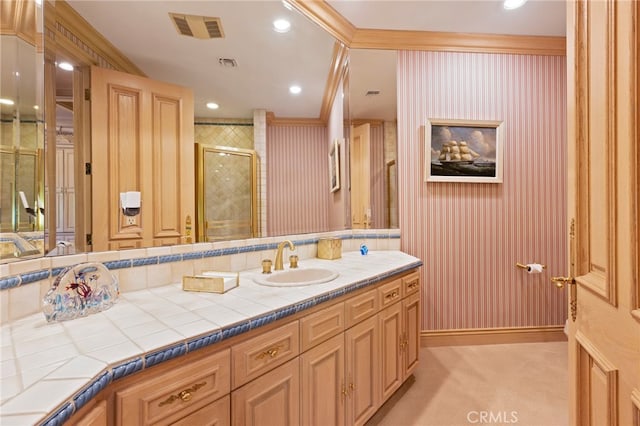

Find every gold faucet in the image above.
[274,240,295,270]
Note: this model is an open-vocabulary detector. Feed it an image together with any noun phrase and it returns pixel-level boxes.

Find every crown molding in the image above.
[293,1,566,56]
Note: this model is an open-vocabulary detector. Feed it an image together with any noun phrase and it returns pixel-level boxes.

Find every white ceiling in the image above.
[59,0,566,123]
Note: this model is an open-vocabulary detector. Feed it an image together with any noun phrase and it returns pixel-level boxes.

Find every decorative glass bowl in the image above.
[43,262,119,322]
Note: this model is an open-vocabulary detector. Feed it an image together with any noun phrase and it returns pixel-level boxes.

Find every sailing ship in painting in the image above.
[430,124,498,178]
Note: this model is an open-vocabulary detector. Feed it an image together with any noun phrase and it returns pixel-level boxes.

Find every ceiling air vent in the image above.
[169,13,224,39]
[218,58,238,68]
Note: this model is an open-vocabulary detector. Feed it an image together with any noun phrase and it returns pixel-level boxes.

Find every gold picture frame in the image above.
[425,119,504,183]
[329,139,340,192]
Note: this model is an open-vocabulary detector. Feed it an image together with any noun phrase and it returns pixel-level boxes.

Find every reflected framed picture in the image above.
[329,139,340,192]
[425,119,504,183]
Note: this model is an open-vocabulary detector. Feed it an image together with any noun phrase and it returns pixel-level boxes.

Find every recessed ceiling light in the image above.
[289,85,301,95]
[503,0,527,10]
[0,98,15,106]
[206,102,219,110]
[273,19,291,33]
[58,62,74,71]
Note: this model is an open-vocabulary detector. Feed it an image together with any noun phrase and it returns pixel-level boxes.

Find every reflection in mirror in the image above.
[348,49,397,228]
[196,144,258,242]
[44,0,340,254]
[0,0,45,261]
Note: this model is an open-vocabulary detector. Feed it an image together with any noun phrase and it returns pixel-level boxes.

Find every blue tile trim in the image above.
[221,320,251,340]
[51,267,66,278]
[132,256,158,267]
[187,330,223,352]
[274,304,296,320]
[182,251,203,260]
[73,370,112,410]
[250,312,277,329]
[104,259,132,270]
[111,357,144,381]
[0,276,20,290]
[202,249,223,258]
[19,269,50,285]
[220,247,239,256]
[144,343,187,368]
[41,402,74,426]
[158,254,182,264]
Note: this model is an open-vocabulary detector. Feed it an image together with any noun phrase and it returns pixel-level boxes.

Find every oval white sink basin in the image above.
[253,268,339,287]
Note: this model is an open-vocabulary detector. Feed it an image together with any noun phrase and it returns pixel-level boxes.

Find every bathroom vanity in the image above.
[1,251,422,426]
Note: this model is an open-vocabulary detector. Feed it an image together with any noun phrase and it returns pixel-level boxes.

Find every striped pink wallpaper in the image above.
[267,125,330,236]
[398,51,568,330]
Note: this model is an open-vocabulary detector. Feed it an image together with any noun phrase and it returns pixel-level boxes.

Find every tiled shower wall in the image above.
[398,51,568,331]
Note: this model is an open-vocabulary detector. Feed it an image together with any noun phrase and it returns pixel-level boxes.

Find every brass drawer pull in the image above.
[408,282,418,289]
[158,382,207,407]
[385,290,399,300]
[256,345,283,360]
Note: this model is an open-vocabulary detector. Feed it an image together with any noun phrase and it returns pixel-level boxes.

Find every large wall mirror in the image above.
[0,0,45,260]
[0,0,399,263]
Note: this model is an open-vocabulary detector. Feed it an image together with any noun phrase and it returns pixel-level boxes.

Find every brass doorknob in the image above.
[551,276,575,288]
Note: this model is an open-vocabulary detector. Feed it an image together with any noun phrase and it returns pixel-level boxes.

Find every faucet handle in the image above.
[262,259,272,274]
[289,255,299,269]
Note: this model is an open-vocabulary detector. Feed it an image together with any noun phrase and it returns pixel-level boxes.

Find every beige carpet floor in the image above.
[367,342,568,426]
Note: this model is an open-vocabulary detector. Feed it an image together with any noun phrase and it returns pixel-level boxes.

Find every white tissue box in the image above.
[182,272,239,294]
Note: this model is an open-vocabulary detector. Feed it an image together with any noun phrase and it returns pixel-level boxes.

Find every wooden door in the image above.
[90,66,194,251]
[345,315,379,426]
[231,358,300,426]
[565,1,640,424]
[350,123,371,229]
[300,334,345,426]
[55,146,74,239]
[378,302,402,402]
[401,292,420,380]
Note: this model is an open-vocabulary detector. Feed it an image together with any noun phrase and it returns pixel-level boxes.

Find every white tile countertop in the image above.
[0,251,422,426]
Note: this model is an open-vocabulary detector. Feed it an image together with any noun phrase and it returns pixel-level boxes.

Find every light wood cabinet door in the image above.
[69,400,107,426]
[402,292,420,379]
[378,302,402,402]
[345,315,379,426]
[231,358,300,426]
[171,395,230,426]
[300,334,345,426]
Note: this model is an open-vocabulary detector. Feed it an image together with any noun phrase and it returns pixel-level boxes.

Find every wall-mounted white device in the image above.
[120,191,141,216]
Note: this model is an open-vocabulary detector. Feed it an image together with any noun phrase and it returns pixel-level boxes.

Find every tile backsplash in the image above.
[0,229,399,324]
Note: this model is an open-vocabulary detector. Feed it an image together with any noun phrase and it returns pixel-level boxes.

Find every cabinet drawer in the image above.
[300,302,344,352]
[115,348,230,426]
[232,320,299,389]
[378,279,402,308]
[402,272,420,297]
[171,395,230,426]
[345,288,378,328]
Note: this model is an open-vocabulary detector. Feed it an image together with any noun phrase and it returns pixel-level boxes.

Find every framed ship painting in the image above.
[425,119,504,183]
